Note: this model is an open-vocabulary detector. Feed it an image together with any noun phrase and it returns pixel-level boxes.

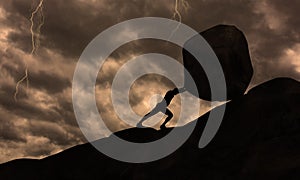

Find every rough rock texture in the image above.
[183,25,253,101]
[1,78,300,179]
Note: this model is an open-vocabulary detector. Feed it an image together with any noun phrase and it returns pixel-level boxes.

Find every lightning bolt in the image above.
[169,0,189,40]
[30,0,44,54]
[14,0,44,101]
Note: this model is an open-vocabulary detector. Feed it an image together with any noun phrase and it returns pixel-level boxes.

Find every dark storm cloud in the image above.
[271,0,300,31]
[253,0,300,80]
[0,93,59,122]
[1,0,174,59]
[0,78,59,123]
[0,118,26,142]
[29,70,71,94]
[53,97,78,127]
[28,120,82,146]
[1,61,70,94]
[97,39,183,86]
[0,1,33,53]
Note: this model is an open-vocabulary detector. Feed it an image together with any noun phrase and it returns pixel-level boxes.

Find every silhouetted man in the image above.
[137,87,186,129]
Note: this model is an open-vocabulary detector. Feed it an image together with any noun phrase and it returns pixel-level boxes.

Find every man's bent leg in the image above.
[160,108,173,130]
[137,108,159,128]
[136,112,150,128]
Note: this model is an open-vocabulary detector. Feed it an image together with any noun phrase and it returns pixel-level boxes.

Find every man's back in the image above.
[163,88,179,105]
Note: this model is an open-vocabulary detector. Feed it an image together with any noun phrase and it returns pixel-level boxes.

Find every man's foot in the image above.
[136,122,146,128]
[160,124,167,130]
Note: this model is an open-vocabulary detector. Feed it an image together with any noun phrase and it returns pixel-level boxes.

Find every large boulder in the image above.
[182,25,253,101]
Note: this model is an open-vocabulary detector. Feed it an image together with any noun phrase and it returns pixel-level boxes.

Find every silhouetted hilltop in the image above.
[1,78,300,179]
[248,77,300,95]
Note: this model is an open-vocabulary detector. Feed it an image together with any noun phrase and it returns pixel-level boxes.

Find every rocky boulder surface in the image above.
[183,25,253,101]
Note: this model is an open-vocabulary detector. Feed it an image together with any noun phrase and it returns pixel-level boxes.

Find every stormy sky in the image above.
[0,0,299,163]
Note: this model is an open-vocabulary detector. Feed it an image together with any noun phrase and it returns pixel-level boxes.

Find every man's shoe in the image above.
[160,124,166,130]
